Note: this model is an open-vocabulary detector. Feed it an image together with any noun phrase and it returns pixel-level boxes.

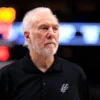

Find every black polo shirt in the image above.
[0,54,90,100]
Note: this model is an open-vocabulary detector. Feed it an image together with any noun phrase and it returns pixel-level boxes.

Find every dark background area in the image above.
[0,0,100,99]
[1,0,100,22]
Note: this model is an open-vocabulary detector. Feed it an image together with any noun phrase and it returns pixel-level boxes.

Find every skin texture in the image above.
[24,10,59,72]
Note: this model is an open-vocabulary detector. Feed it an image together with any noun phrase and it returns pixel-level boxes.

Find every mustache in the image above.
[45,40,56,45]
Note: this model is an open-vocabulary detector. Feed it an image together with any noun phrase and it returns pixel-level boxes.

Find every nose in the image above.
[46,27,54,38]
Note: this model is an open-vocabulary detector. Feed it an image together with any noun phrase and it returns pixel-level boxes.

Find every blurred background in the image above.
[0,0,100,99]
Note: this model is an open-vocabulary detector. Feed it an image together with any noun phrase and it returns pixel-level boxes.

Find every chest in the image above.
[10,71,80,100]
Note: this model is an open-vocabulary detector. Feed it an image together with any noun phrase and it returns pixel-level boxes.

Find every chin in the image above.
[42,48,57,56]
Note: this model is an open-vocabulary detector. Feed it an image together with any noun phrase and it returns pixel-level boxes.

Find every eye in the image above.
[53,27,58,31]
[39,25,49,31]
[42,27,48,30]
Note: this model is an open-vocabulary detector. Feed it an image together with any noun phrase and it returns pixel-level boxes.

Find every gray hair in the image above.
[22,7,58,46]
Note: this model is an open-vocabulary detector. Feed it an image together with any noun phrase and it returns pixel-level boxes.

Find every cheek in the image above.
[55,33,59,42]
[57,33,59,39]
[36,34,46,44]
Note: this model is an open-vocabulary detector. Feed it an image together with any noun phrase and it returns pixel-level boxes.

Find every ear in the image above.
[24,31,31,43]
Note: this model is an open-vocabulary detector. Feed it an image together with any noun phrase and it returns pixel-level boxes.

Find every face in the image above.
[28,12,59,56]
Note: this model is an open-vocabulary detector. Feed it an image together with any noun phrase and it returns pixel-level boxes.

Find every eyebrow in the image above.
[39,24,59,27]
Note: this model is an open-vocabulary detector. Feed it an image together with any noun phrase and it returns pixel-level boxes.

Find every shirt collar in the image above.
[51,54,62,71]
[22,52,62,73]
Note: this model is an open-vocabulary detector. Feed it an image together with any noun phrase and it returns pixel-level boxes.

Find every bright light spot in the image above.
[0,7,16,23]
[59,23,76,43]
[80,25,99,44]
[0,46,9,61]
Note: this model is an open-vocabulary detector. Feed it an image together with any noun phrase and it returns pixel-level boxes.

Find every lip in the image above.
[45,42,56,46]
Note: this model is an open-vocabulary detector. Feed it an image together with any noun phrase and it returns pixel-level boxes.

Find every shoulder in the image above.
[0,58,24,76]
[57,57,86,78]
[58,57,81,70]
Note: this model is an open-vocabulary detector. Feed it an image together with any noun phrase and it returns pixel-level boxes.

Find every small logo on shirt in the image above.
[60,83,69,93]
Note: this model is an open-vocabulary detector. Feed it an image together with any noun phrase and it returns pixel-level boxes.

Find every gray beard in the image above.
[32,43,58,57]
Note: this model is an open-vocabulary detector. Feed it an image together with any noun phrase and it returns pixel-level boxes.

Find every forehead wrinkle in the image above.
[30,12,58,28]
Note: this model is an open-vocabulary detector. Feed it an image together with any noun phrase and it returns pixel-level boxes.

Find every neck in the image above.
[29,49,54,72]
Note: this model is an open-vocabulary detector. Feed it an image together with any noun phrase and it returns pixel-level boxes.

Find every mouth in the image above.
[45,42,56,46]
[46,42,55,44]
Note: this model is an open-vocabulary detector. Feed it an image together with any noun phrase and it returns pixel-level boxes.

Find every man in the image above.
[0,7,90,100]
